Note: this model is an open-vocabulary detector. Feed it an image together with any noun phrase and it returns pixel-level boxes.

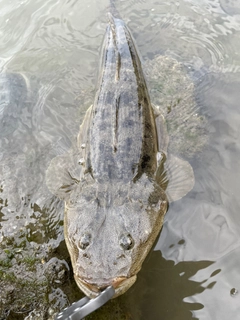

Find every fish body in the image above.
[90,14,158,183]
[46,14,194,298]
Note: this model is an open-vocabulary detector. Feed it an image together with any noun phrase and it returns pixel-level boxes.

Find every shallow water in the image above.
[0,0,240,319]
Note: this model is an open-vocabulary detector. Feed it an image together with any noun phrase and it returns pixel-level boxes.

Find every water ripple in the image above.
[0,0,240,318]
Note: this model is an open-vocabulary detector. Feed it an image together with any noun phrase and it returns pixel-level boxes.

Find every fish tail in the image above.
[107,13,122,81]
[108,0,121,19]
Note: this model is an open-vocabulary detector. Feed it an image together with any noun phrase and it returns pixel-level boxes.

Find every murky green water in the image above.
[1,0,240,319]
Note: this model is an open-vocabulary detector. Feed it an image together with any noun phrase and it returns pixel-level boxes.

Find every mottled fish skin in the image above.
[89,14,158,183]
[63,14,168,298]
[46,13,195,299]
[51,14,169,299]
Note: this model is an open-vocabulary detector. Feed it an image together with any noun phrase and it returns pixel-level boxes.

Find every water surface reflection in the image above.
[0,0,240,319]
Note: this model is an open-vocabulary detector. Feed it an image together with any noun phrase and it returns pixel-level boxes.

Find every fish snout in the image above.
[74,274,137,299]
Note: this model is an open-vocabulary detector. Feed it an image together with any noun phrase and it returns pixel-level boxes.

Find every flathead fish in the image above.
[46,13,194,298]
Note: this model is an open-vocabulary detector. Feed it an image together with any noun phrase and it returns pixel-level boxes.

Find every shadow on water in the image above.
[123,250,213,320]
[77,247,214,320]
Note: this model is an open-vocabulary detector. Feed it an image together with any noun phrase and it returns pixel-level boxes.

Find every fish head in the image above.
[64,175,168,298]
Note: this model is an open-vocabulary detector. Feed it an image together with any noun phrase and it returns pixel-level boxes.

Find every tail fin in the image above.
[108,0,121,19]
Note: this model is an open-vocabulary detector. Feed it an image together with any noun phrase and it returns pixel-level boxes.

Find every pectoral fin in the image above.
[156,154,195,202]
[45,147,81,200]
[46,105,93,200]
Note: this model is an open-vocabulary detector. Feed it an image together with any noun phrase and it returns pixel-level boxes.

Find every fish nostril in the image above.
[119,234,134,251]
[79,233,91,250]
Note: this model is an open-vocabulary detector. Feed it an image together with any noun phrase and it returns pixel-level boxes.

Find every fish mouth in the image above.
[74,274,137,299]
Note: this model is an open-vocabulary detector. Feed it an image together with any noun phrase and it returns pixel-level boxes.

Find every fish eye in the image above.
[79,233,91,250]
[119,234,134,250]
